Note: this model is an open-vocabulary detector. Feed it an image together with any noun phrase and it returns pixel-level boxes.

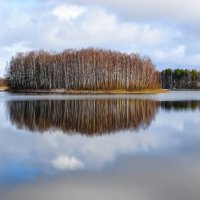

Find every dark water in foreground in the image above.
[1,91,200,200]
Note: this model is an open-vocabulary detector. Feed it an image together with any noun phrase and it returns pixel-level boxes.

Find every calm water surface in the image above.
[1,91,200,200]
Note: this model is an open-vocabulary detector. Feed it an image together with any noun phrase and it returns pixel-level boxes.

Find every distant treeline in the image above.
[161,68,200,89]
[161,101,200,111]
[7,48,160,91]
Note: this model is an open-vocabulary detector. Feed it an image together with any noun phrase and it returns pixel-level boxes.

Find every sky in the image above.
[1,0,200,76]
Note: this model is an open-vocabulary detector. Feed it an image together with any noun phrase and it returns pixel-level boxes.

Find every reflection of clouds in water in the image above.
[1,100,200,184]
[1,111,200,170]
[52,155,84,171]
[64,110,199,164]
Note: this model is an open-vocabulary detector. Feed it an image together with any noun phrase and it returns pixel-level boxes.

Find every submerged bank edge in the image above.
[6,88,168,94]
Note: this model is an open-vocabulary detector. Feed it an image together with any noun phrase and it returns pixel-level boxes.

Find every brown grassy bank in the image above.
[0,85,9,91]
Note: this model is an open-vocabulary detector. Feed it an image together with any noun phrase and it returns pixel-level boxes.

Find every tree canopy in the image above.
[161,68,200,89]
[7,48,160,91]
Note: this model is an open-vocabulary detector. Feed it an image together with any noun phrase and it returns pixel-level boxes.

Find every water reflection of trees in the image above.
[161,101,200,111]
[7,99,159,135]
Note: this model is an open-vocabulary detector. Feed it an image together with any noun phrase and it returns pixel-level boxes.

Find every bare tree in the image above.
[7,48,160,90]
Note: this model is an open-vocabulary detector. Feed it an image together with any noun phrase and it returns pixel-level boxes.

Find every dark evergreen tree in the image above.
[161,68,200,89]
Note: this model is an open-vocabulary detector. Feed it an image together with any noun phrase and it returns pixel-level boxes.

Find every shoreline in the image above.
[7,88,167,94]
[0,86,9,91]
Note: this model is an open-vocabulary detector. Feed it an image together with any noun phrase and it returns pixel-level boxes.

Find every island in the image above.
[5,48,162,94]
[2,48,200,93]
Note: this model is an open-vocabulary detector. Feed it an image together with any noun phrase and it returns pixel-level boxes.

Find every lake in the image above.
[0,91,200,200]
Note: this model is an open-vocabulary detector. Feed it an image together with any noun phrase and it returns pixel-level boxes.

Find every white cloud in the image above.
[52,155,84,170]
[0,42,31,76]
[154,45,200,68]
[3,42,31,53]
[75,0,200,23]
[1,0,200,75]
[155,45,186,61]
[40,5,177,50]
[80,10,172,46]
[52,4,86,21]
[0,2,179,76]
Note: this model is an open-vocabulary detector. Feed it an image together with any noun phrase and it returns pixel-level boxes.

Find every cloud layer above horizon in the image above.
[0,0,200,76]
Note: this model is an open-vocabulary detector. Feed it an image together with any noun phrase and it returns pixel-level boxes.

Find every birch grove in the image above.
[7,48,160,90]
